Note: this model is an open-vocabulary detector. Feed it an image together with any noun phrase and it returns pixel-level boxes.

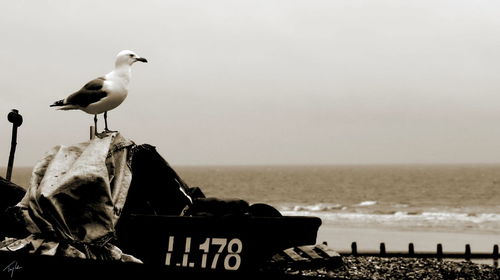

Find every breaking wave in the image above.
[279,203,500,232]
[358,201,377,207]
[290,203,346,212]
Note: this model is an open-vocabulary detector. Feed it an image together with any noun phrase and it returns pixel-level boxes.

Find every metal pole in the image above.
[6,109,23,181]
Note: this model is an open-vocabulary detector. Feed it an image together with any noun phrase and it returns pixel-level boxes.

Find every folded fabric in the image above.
[1,132,140,262]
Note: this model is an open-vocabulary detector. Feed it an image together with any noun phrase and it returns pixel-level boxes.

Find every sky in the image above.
[1,0,500,166]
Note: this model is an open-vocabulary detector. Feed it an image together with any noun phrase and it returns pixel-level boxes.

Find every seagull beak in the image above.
[135,57,148,63]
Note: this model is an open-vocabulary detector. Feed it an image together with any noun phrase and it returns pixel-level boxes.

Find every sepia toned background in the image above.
[1,0,500,167]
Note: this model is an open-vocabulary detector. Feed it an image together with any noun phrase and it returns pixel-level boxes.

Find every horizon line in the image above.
[4,162,500,169]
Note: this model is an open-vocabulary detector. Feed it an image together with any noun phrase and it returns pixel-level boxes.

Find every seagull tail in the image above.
[50,100,78,110]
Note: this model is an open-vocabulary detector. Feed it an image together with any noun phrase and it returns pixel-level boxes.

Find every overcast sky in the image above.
[1,0,500,166]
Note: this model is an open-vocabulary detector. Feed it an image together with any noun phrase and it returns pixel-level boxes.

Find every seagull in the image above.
[50,50,148,135]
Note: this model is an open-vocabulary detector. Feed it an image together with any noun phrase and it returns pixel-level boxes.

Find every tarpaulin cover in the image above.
[0,132,140,262]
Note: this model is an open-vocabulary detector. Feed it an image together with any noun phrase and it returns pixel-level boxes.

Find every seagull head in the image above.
[115,50,148,67]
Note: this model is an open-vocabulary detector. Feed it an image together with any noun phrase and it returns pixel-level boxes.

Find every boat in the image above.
[1,213,330,279]
[0,117,341,279]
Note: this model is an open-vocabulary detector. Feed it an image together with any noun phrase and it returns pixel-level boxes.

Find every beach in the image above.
[279,256,500,279]
[269,224,500,279]
[273,224,500,279]
[318,224,499,254]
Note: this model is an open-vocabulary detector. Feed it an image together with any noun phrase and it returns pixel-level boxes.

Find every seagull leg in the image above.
[104,111,110,132]
[103,111,117,133]
[94,114,98,135]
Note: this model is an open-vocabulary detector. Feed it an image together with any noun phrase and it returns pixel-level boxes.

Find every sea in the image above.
[4,164,500,234]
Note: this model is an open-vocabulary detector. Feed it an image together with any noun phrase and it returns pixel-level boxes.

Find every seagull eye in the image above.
[129,54,134,57]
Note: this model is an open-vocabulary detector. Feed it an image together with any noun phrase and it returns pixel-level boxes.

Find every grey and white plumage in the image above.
[50,50,148,133]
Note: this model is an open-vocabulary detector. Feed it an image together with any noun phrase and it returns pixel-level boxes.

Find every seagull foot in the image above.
[95,132,107,139]
[94,130,116,139]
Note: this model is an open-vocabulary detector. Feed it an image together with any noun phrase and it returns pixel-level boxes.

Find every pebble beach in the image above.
[282,256,500,279]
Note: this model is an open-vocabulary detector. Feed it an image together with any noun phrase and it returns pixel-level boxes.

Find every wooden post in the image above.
[6,109,23,181]
[465,244,471,261]
[493,245,498,268]
[379,242,386,256]
[408,243,415,256]
[351,242,358,256]
[437,244,443,259]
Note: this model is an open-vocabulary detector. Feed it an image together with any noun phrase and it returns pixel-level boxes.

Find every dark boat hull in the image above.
[1,214,322,279]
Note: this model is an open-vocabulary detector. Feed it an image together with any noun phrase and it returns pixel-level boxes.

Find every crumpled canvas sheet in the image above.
[1,132,141,262]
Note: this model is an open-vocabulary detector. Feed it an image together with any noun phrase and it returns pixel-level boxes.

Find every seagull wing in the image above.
[65,77,108,107]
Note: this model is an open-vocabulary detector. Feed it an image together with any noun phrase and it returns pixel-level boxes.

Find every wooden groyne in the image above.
[338,242,499,267]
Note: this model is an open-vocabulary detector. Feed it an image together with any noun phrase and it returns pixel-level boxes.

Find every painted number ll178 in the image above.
[165,237,243,271]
